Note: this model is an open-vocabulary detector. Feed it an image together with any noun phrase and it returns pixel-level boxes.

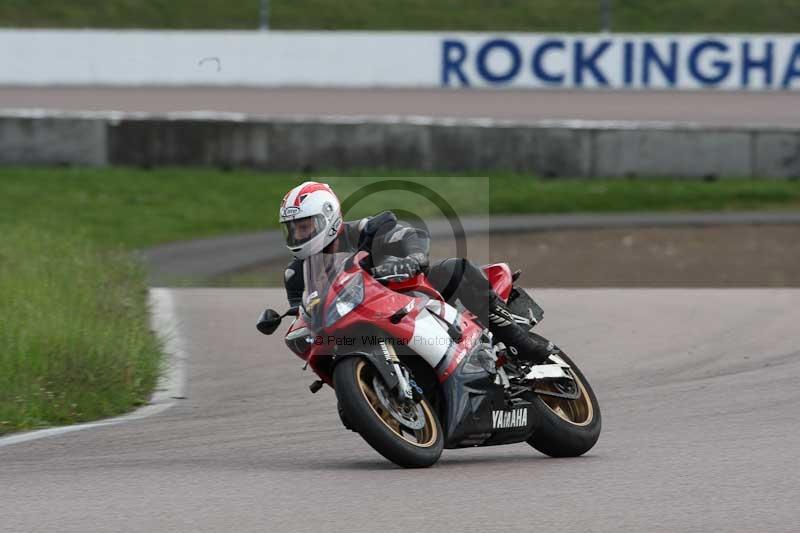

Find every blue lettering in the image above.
[623,41,635,86]
[441,39,470,87]
[574,40,612,86]
[742,41,774,87]
[476,39,522,85]
[689,40,731,86]
[642,41,678,87]
[781,42,800,89]
[531,39,565,84]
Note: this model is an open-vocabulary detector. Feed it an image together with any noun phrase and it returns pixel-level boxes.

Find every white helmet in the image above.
[279,181,342,260]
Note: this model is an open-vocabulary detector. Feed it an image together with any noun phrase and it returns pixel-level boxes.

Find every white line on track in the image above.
[0,288,186,448]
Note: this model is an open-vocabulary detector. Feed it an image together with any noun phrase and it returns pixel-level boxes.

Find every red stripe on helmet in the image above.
[293,182,332,207]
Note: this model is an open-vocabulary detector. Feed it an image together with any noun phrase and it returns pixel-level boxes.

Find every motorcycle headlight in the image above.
[324,274,364,328]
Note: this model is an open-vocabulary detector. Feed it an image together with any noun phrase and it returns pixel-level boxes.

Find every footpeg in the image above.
[309,380,324,394]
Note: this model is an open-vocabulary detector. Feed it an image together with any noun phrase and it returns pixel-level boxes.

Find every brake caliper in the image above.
[407,378,424,403]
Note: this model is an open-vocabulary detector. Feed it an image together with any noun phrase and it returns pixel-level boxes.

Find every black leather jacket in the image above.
[283,211,430,308]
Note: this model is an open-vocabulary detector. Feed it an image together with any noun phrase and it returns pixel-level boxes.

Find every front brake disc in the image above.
[372,376,426,430]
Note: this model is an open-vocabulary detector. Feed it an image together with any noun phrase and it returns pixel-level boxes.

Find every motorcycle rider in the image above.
[279,181,554,364]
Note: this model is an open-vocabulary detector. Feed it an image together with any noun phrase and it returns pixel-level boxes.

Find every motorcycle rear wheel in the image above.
[334,356,443,468]
[526,340,602,457]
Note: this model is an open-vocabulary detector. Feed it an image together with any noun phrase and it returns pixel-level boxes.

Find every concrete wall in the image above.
[0,113,107,166]
[1,111,799,178]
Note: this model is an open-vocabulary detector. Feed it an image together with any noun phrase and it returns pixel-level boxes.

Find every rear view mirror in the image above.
[257,309,282,335]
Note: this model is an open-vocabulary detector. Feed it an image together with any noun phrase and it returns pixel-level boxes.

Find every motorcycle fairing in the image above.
[438,340,535,448]
[408,307,455,369]
[384,273,444,300]
[285,317,313,358]
[301,254,490,384]
[434,318,485,382]
[440,360,502,448]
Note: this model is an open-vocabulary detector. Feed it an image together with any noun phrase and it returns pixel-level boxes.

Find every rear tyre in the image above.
[526,339,601,457]
[334,356,443,468]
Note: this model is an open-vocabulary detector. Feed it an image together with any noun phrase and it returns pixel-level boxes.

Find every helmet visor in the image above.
[282,214,326,247]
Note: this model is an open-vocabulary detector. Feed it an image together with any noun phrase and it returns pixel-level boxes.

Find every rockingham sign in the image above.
[441,35,800,90]
[1,30,798,90]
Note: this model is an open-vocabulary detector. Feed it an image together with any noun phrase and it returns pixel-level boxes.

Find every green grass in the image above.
[2,168,799,251]
[2,0,800,32]
[488,176,800,213]
[0,227,161,434]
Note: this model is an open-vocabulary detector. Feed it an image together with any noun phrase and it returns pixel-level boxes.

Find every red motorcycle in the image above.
[258,250,601,468]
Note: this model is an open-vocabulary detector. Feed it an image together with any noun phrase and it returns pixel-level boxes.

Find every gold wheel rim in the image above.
[355,359,438,448]
[538,370,594,427]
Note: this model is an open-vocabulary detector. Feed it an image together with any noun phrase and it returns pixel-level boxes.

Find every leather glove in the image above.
[371,256,420,281]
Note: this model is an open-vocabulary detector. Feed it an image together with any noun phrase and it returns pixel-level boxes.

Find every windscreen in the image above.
[302,251,352,330]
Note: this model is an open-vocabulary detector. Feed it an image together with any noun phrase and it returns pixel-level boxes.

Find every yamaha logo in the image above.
[492,408,527,429]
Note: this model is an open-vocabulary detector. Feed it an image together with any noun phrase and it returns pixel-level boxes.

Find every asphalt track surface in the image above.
[3,288,800,532]
[4,87,800,126]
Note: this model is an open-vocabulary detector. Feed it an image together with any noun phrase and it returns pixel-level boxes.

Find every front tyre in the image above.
[527,345,601,457]
[334,356,443,468]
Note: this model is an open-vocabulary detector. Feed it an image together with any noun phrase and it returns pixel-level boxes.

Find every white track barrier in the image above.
[1,30,800,90]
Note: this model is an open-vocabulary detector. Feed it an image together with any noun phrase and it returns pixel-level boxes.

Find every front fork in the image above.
[379,341,416,402]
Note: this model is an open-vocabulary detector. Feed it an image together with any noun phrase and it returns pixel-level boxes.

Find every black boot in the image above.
[488,300,553,364]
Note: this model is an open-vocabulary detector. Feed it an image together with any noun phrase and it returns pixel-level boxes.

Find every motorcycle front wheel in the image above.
[526,337,602,457]
[334,356,443,468]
